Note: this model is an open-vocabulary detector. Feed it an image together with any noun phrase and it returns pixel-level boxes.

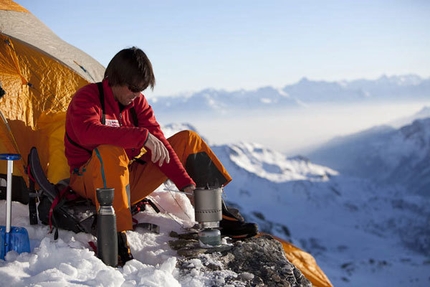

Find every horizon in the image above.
[155,101,430,155]
[149,73,430,98]
[14,0,430,97]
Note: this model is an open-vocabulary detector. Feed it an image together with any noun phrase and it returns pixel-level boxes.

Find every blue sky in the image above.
[15,0,430,97]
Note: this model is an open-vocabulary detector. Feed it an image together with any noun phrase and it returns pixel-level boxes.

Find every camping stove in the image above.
[194,187,222,247]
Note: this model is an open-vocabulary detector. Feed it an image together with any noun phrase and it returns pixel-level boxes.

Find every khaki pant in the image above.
[69,130,232,231]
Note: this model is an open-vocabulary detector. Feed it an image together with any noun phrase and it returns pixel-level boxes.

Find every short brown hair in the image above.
[104,47,156,91]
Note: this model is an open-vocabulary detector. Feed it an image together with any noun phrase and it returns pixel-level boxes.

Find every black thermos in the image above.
[96,187,118,266]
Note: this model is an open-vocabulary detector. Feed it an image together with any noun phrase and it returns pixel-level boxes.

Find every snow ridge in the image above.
[308,117,430,196]
[149,74,430,113]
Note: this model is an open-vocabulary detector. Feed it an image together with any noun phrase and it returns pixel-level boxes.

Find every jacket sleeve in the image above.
[134,97,196,190]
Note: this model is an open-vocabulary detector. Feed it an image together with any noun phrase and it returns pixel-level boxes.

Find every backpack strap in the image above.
[65,133,92,154]
[64,82,105,153]
[96,82,106,125]
[130,107,138,127]
[48,184,81,240]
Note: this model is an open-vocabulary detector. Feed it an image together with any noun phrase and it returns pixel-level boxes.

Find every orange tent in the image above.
[271,234,333,287]
[0,0,104,198]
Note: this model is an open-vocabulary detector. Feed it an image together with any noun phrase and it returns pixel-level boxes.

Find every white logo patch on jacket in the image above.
[105,119,120,127]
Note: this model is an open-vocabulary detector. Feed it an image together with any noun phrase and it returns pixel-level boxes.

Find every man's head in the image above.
[105,47,156,105]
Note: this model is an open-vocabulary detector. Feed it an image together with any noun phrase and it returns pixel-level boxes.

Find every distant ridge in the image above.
[149,74,430,113]
[306,116,430,196]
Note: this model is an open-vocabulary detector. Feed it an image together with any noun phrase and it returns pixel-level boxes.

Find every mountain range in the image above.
[159,75,430,286]
[307,115,430,197]
[162,107,430,286]
[152,75,430,286]
[149,74,430,113]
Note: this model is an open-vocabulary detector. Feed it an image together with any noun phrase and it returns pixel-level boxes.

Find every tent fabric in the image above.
[0,0,105,180]
[267,234,333,287]
[0,111,24,177]
[36,111,69,183]
[0,0,28,12]
[0,1,333,285]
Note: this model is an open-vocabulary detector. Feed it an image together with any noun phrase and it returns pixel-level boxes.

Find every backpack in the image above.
[27,147,97,239]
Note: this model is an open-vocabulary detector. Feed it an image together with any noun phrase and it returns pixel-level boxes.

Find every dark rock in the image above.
[175,234,312,287]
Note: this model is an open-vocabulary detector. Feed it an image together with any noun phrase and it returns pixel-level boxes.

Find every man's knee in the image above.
[172,129,202,143]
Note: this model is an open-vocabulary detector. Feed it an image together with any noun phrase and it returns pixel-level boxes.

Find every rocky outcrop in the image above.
[172,234,311,286]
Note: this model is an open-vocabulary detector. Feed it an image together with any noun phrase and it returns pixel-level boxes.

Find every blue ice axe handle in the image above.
[0,153,23,257]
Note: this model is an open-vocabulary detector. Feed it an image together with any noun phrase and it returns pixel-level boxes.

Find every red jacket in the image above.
[65,79,195,190]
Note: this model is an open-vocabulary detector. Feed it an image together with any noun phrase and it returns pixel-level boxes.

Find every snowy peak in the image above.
[307,116,430,195]
[151,86,300,113]
[285,74,430,103]
[218,142,337,183]
[372,74,425,86]
[399,117,430,144]
[149,74,430,113]
[389,106,430,127]
[162,123,199,137]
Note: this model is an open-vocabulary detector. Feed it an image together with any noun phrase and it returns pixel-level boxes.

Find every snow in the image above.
[227,142,337,182]
[211,141,430,287]
[0,187,222,287]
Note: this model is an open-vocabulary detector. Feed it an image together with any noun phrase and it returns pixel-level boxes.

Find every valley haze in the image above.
[149,74,430,155]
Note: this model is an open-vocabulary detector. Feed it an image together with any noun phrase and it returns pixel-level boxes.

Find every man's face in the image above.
[111,85,142,106]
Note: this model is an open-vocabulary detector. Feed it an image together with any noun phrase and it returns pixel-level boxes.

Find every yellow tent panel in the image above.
[0,0,104,183]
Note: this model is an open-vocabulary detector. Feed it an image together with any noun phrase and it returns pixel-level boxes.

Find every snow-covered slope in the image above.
[212,142,430,286]
[307,116,430,196]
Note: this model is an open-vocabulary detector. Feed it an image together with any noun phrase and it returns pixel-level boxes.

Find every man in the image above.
[65,47,257,265]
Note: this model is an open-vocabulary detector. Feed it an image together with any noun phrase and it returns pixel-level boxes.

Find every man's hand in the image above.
[183,184,196,205]
[183,185,196,195]
[144,133,170,166]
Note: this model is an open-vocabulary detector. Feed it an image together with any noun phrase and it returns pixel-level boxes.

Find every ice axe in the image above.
[0,153,30,260]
